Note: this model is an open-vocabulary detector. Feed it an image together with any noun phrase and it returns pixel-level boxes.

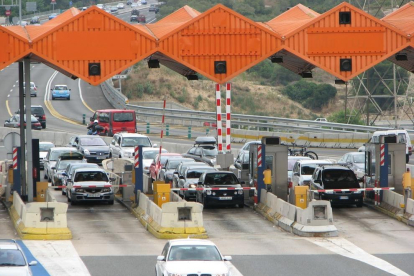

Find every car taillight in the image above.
[288,181,292,189]
[409,146,412,152]
[41,115,46,120]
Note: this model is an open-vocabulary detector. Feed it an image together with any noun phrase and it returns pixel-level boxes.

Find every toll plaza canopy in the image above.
[1,1,414,85]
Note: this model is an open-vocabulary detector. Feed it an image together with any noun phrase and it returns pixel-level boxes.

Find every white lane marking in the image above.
[78,78,85,103]
[15,80,18,83]
[45,71,59,101]
[24,240,91,276]
[308,238,410,276]
[7,95,10,98]
[10,89,12,92]
[12,85,15,88]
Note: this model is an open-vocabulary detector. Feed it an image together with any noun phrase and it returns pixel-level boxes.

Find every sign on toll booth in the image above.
[364,134,406,200]
[249,137,288,202]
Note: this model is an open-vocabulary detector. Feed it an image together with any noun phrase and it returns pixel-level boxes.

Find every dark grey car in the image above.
[68,135,110,163]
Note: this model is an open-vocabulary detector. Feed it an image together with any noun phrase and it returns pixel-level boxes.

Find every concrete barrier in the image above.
[308,133,324,148]
[9,191,72,240]
[380,190,404,216]
[255,189,338,237]
[323,133,340,148]
[131,192,207,239]
[404,198,414,226]
[352,133,370,148]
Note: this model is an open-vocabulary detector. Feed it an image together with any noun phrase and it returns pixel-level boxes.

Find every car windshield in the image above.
[166,160,183,170]
[39,144,54,152]
[121,137,151,147]
[168,245,222,261]
[202,146,218,157]
[186,168,215,179]
[31,107,44,114]
[50,150,75,161]
[204,173,238,185]
[69,164,98,175]
[74,171,108,182]
[80,137,107,146]
[300,164,320,175]
[353,155,365,163]
[160,155,181,165]
[143,150,166,160]
[58,160,82,170]
[0,249,26,266]
[322,169,359,189]
[113,112,134,122]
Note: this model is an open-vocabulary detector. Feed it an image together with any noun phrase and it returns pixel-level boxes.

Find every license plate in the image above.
[219,197,232,200]
[97,156,106,159]
[340,196,349,200]
[87,194,101,197]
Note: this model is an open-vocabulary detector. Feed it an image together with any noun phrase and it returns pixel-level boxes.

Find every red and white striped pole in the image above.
[134,146,139,168]
[254,145,262,204]
[225,83,231,152]
[216,84,223,153]
[12,147,18,170]
[158,97,166,174]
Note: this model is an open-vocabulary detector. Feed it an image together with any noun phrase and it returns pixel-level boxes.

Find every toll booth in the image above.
[364,134,406,195]
[249,137,288,201]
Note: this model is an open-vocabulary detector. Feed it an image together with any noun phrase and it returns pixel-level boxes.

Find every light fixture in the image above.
[395,53,408,61]
[335,79,346,84]
[339,11,351,24]
[186,74,198,80]
[148,59,160,68]
[214,61,227,74]
[340,58,352,72]
[300,71,312,78]
[271,56,283,63]
[88,63,101,76]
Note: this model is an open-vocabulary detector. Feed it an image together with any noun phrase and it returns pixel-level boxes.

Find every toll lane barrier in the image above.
[9,191,72,240]
[380,190,405,216]
[131,192,208,239]
[255,189,338,237]
[404,198,414,226]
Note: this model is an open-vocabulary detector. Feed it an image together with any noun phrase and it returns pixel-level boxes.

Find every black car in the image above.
[67,135,110,163]
[16,105,46,129]
[51,152,85,186]
[196,171,244,208]
[149,4,159,13]
[130,15,138,22]
[310,165,363,207]
[30,16,40,24]
[131,9,139,15]
[182,136,218,166]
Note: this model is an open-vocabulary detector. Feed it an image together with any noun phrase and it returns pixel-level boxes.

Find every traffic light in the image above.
[340,59,352,71]
[214,61,227,74]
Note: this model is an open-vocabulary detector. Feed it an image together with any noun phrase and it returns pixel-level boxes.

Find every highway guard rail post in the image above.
[255,189,338,237]
[8,191,72,240]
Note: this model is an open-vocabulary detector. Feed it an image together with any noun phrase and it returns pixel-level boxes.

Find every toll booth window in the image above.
[388,154,392,175]
[265,155,273,174]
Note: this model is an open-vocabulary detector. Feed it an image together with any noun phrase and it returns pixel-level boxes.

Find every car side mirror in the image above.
[51,167,56,170]
[223,256,232,261]
[156,255,165,261]
[29,261,38,266]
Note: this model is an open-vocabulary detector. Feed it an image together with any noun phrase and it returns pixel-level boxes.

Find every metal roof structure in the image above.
[0,2,413,84]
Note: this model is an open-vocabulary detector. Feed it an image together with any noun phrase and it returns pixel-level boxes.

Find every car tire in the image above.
[67,194,71,202]
[52,97,55,100]
[356,200,363,208]
[68,97,70,100]
[71,200,76,206]
[42,123,46,129]
[62,189,66,195]
[238,203,244,208]
[406,154,409,164]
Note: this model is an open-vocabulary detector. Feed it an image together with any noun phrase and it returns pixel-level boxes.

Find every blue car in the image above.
[49,13,58,20]
[51,84,71,100]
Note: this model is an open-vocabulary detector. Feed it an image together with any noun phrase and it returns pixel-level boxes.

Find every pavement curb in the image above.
[363,199,412,226]
[115,196,209,239]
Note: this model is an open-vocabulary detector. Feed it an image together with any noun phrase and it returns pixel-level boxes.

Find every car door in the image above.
[44,149,52,178]
[193,147,203,162]
[110,134,119,156]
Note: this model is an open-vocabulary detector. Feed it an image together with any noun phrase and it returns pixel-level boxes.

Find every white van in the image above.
[360,129,412,163]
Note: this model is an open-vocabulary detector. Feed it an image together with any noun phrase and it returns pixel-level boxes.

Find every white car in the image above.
[66,168,114,205]
[142,147,168,174]
[109,133,155,159]
[155,239,233,276]
[131,3,138,8]
[44,147,79,181]
[0,239,37,276]
[291,159,333,187]
[96,4,104,9]
[39,141,55,169]
[117,3,125,9]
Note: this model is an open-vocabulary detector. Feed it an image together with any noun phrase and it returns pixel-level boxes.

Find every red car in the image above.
[149,153,182,181]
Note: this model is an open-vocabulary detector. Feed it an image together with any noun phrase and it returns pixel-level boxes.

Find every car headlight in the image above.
[324,190,333,194]
[83,149,90,155]
[75,188,85,192]
[238,190,243,194]
[189,184,196,188]
[102,188,111,192]
[206,190,212,195]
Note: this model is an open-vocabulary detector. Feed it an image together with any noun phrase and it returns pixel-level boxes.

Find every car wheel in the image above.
[109,152,112,158]
[62,189,66,195]
[42,123,46,129]
[119,154,122,158]
[238,203,244,208]
[71,200,76,206]
[67,194,71,202]
[406,154,409,164]
[52,97,55,100]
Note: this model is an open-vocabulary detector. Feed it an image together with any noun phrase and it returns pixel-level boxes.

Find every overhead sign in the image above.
[51,0,56,3]
[112,75,127,79]
[5,10,11,16]
[26,2,37,12]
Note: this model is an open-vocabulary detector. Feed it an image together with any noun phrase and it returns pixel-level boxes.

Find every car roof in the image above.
[345,152,364,156]
[288,156,311,160]
[117,133,149,138]
[50,147,77,151]
[297,159,333,165]
[39,141,54,145]
[169,239,216,246]
[204,171,233,175]
[0,239,19,250]
[318,165,352,171]
[74,167,106,173]
[195,136,216,144]
[142,147,165,152]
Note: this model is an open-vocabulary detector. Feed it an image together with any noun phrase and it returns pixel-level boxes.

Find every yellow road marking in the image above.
[44,100,84,126]
[6,100,12,116]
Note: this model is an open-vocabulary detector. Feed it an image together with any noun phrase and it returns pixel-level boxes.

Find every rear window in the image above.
[74,171,108,182]
[113,112,134,122]
[301,164,319,175]
[31,107,44,115]
[204,173,238,185]
[322,169,359,189]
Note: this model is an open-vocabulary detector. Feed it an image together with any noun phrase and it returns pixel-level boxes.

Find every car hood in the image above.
[143,159,152,167]
[49,161,57,167]
[39,152,48,159]
[81,146,109,151]
[164,261,230,274]
[354,163,364,170]
[184,178,199,187]
[300,175,312,182]
[0,267,32,276]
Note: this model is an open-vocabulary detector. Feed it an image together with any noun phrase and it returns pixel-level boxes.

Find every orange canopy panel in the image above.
[0,26,30,70]
[265,4,320,37]
[30,6,157,85]
[146,5,201,39]
[158,4,283,84]
[284,2,410,81]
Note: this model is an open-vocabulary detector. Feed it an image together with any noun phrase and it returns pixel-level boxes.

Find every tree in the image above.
[328,110,364,125]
